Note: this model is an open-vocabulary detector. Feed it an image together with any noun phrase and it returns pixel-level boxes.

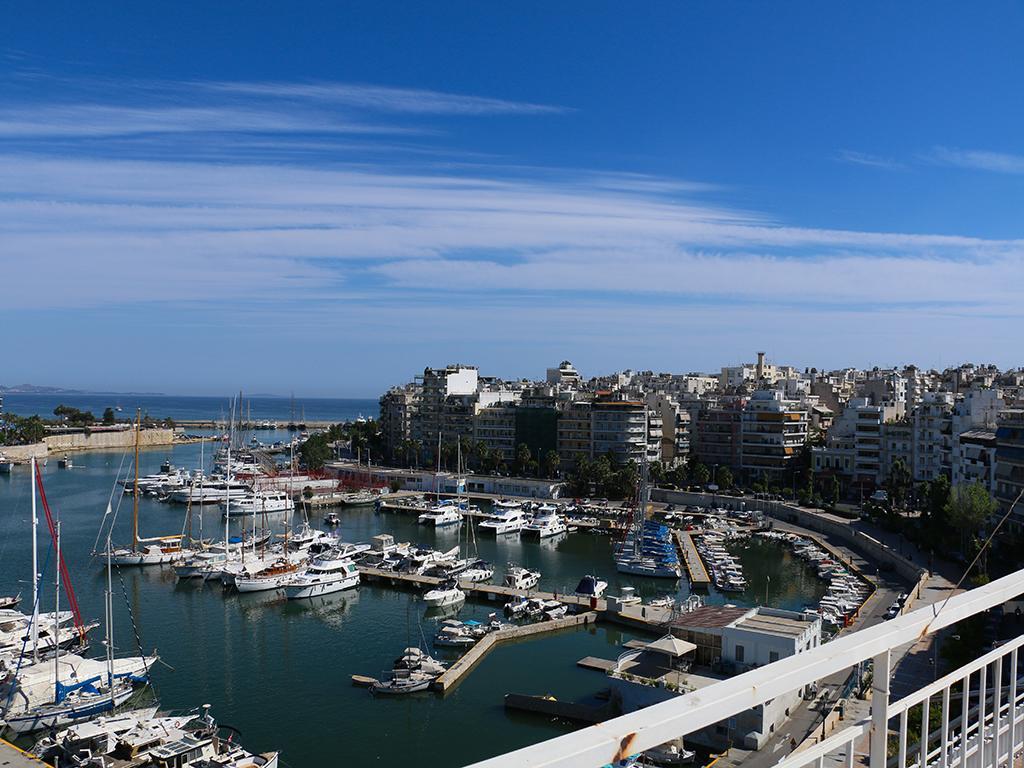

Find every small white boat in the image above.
[478,500,528,535]
[418,501,463,527]
[503,564,540,591]
[110,539,193,566]
[460,559,494,583]
[423,579,466,608]
[221,490,294,517]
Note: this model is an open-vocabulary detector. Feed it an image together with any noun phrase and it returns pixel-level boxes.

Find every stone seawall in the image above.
[1,442,49,461]
[43,428,178,453]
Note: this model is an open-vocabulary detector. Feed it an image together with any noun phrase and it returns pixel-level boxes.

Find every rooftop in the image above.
[734,611,813,639]
[669,605,749,630]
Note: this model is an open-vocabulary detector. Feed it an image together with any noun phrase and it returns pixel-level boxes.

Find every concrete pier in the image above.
[675,530,711,587]
[433,612,597,694]
[0,738,49,767]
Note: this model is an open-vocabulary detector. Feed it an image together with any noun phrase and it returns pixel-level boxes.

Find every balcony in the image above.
[465,569,1024,768]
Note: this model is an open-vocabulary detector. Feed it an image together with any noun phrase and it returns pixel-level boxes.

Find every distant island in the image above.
[0,384,166,396]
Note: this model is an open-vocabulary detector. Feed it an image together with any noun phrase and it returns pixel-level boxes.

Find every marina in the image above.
[0,432,849,766]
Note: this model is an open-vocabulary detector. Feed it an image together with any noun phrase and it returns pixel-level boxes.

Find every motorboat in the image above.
[643,740,696,765]
[478,500,528,535]
[433,619,479,648]
[574,574,608,600]
[3,678,137,734]
[234,559,304,593]
[423,578,466,608]
[460,559,494,583]
[521,507,567,538]
[417,501,463,527]
[503,564,540,591]
[370,647,445,695]
[285,551,361,599]
[221,490,294,517]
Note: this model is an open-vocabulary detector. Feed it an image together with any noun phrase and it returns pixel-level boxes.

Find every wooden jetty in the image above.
[675,530,711,587]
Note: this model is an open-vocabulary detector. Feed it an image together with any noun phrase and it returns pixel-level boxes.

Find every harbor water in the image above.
[0,432,829,766]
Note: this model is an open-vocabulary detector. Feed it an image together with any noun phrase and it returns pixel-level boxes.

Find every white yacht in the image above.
[417,501,463,527]
[423,578,466,608]
[521,506,567,538]
[170,478,251,505]
[478,500,528,535]
[284,550,361,599]
[460,559,494,583]
[110,538,193,566]
[234,557,305,593]
[503,564,540,590]
[573,574,608,600]
[221,490,294,518]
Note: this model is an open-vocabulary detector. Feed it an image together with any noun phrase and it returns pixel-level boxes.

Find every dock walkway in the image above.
[356,566,608,610]
[0,738,49,767]
[674,530,711,587]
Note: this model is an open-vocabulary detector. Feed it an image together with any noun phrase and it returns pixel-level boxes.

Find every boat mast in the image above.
[30,456,39,662]
[132,409,141,552]
[225,397,233,560]
[53,521,61,697]
[105,525,115,700]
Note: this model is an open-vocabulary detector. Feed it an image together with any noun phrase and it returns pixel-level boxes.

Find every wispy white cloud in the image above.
[836,149,905,170]
[199,81,568,115]
[929,146,1024,175]
[2,154,1022,317]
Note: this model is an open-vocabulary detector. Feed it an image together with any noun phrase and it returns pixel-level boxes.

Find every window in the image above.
[769,651,779,663]
[735,644,745,662]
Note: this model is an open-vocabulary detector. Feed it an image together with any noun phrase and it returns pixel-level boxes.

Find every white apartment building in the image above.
[740,390,809,479]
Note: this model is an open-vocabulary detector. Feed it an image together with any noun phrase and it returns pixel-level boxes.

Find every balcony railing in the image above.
[464,569,1024,768]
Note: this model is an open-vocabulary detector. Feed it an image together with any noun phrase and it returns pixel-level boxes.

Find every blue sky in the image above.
[2,2,1023,396]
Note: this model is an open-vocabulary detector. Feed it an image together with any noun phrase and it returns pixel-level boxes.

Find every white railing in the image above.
[464,569,1024,768]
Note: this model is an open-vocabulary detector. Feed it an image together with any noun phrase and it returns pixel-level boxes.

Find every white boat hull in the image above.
[284,573,359,599]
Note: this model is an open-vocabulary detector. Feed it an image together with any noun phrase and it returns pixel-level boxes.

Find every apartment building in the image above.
[740,390,809,479]
[591,398,648,464]
[995,409,1024,530]
[952,428,997,492]
[693,400,744,471]
[556,399,592,469]
[912,391,954,482]
[378,383,420,463]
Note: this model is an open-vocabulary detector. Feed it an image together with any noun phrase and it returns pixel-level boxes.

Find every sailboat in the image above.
[4,519,148,735]
[614,454,682,579]
[110,411,193,566]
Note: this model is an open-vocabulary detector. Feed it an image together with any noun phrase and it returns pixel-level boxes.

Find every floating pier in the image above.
[675,530,712,587]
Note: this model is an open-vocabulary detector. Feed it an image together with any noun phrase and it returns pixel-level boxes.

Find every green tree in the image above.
[945,482,997,562]
[691,462,710,488]
[716,467,734,490]
[102,407,116,426]
[543,449,561,479]
[887,459,912,509]
[514,443,532,476]
[299,434,332,471]
[827,474,841,508]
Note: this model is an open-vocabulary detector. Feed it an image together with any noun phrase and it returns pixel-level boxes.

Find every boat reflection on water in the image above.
[285,589,358,629]
[423,601,463,621]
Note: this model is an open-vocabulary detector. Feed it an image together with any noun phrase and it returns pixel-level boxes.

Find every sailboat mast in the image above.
[30,456,39,662]
[53,521,61,692]
[106,534,115,695]
[132,409,141,552]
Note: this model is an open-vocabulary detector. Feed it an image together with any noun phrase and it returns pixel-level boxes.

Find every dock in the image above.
[675,530,711,587]
[433,612,597,693]
[375,500,621,532]
[0,738,50,767]
[356,567,608,610]
[576,656,616,673]
[504,691,617,723]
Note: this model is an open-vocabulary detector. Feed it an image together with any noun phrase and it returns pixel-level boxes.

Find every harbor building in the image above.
[606,605,821,750]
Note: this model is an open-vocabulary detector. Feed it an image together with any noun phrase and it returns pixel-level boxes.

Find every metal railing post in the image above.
[871,649,892,768]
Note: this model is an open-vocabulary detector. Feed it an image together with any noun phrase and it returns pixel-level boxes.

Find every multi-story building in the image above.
[378,384,420,464]
[645,393,690,466]
[912,391,954,482]
[740,390,809,479]
[591,397,648,464]
[880,420,914,482]
[952,428,997,492]
[995,409,1024,530]
[693,400,744,471]
[473,403,518,464]
[556,400,592,470]
[414,365,479,449]
[545,360,582,390]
